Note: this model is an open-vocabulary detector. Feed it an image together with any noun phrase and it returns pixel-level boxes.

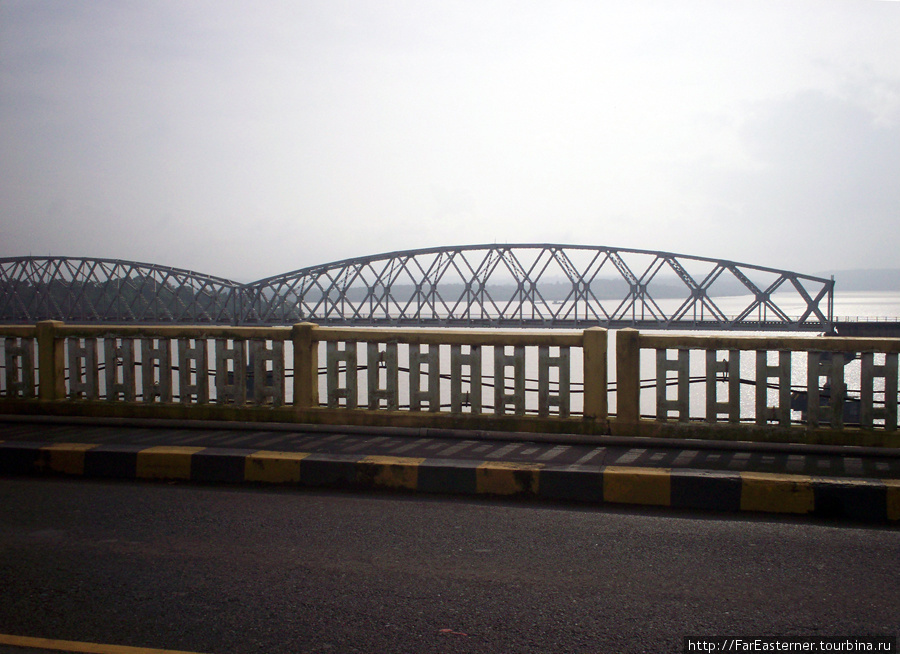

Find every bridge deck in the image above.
[833,321,900,337]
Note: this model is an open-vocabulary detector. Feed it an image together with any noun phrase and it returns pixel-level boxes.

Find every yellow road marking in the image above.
[39,443,99,475]
[135,446,204,480]
[359,455,425,490]
[476,461,542,495]
[0,633,211,654]
[244,450,310,483]
[603,466,671,506]
[740,472,814,514]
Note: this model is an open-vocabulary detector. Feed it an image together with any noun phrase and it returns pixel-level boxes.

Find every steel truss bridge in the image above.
[0,245,835,331]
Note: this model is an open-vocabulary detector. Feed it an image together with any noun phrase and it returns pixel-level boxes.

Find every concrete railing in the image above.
[0,321,607,435]
[614,329,900,446]
[1,322,899,446]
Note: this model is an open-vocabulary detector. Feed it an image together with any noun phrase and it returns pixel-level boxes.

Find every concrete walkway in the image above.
[1,415,898,524]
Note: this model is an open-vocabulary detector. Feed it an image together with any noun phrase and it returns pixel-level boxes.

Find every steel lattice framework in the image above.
[0,257,242,324]
[1,245,834,330]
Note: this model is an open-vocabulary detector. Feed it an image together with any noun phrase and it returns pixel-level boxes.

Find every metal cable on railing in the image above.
[11,362,899,403]
[317,364,583,393]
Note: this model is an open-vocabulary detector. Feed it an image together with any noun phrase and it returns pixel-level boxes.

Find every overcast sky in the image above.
[2,0,899,282]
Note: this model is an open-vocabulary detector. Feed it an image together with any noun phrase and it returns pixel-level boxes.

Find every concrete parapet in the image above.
[3,322,900,448]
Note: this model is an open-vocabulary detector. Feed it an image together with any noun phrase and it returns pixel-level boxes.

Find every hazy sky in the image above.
[2,0,899,282]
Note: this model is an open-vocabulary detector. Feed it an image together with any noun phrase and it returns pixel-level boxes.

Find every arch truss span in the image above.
[0,257,243,324]
[243,244,835,331]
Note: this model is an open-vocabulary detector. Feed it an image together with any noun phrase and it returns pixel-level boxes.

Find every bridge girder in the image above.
[1,246,835,330]
[0,256,242,325]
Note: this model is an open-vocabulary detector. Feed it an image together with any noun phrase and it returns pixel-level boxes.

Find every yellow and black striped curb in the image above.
[2,440,898,523]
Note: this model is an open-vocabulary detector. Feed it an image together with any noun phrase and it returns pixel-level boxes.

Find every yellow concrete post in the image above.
[582,327,608,421]
[36,320,65,401]
[616,328,641,424]
[292,322,319,408]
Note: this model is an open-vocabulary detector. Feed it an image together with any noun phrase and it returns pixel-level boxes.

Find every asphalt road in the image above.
[0,477,897,654]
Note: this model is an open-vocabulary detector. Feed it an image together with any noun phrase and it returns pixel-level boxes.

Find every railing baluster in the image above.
[104,338,135,402]
[68,337,99,400]
[326,341,357,408]
[755,350,791,426]
[4,337,35,398]
[830,353,846,430]
[450,344,482,415]
[860,352,876,429]
[656,348,689,422]
[494,345,525,416]
[366,342,398,410]
[178,338,209,404]
[861,352,898,431]
[807,352,846,429]
[410,344,440,412]
[538,345,570,418]
[141,338,172,403]
[705,349,741,424]
[215,339,247,405]
[250,339,284,407]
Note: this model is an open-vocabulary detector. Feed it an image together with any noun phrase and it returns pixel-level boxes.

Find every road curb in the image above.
[2,440,898,523]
